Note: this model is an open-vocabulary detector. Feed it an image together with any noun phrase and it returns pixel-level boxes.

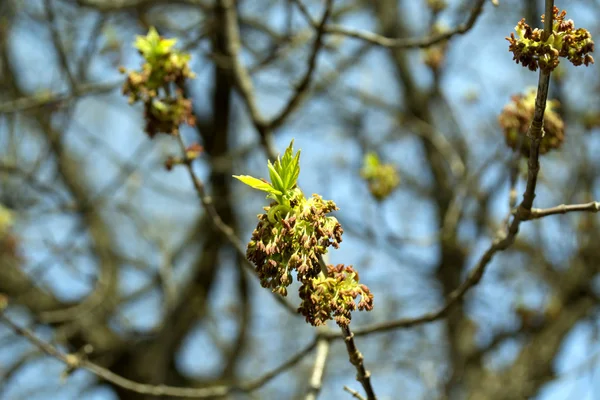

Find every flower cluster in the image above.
[120,27,196,138]
[360,152,400,201]
[235,141,373,326]
[506,7,594,72]
[298,264,374,327]
[498,88,564,156]
[246,191,343,296]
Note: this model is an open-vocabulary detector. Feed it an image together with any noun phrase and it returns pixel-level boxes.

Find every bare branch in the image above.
[344,385,366,400]
[304,336,330,400]
[74,0,209,11]
[527,201,600,219]
[0,81,121,114]
[268,0,333,130]
[293,0,486,49]
[0,313,321,398]
[43,0,76,89]
[331,0,558,339]
[216,0,276,159]
[174,135,298,315]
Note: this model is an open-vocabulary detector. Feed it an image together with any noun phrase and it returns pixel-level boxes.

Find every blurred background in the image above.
[0,0,599,399]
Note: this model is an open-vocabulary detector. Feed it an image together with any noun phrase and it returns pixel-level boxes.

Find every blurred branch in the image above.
[0,313,320,398]
[73,0,209,11]
[0,81,121,114]
[293,0,486,49]
[217,0,333,159]
[344,386,366,400]
[268,0,332,131]
[330,0,556,339]
[43,0,76,89]
[174,135,298,315]
[304,336,330,400]
[216,0,275,159]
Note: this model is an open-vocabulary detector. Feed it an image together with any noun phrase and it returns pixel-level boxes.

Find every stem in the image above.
[316,255,377,399]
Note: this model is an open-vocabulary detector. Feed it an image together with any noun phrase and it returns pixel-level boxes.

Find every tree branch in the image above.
[304,336,330,400]
[527,201,600,219]
[293,0,485,49]
[0,313,321,398]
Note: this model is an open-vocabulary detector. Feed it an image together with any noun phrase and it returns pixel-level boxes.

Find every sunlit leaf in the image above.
[268,161,285,193]
[277,140,300,190]
[233,175,282,195]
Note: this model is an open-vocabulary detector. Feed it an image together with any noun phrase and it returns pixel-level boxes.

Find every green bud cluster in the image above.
[360,152,400,201]
[498,88,564,156]
[507,7,594,72]
[247,191,343,296]
[235,141,373,327]
[298,264,374,327]
[120,27,196,137]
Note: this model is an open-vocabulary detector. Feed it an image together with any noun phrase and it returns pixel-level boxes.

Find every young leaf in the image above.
[288,148,301,189]
[277,141,292,187]
[134,27,160,58]
[279,140,299,190]
[268,161,285,193]
[134,27,176,61]
[233,175,282,195]
[274,140,300,191]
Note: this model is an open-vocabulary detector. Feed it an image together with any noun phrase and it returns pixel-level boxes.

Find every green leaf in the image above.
[289,148,301,189]
[134,27,159,57]
[157,38,177,54]
[134,27,177,60]
[233,175,282,195]
[272,140,300,191]
[364,152,380,168]
[361,152,380,179]
[134,36,152,57]
[268,161,285,193]
[278,140,300,190]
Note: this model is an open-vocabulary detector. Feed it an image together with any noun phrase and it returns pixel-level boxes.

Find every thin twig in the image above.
[0,313,319,398]
[304,336,330,400]
[0,81,121,114]
[317,255,376,399]
[75,0,209,11]
[343,386,366,400]
[0,314,228,398]
[217,0,276,160]
[241,338,319,391]
[43,0,76,90]
[293,0,485,49]
[268,0,333,130]
[340,326,377,400]
[527,201,600,219]
[327,0,557,339]
[174,135,298,314]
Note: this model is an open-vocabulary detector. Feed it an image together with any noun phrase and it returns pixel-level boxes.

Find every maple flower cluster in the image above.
[506,6,594,72]
[235,142,373,327]
[120,27,196,138]
[246,190,343,296]
[298,264,374,327]
[360,152,400,201]
[498,88,564,157]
